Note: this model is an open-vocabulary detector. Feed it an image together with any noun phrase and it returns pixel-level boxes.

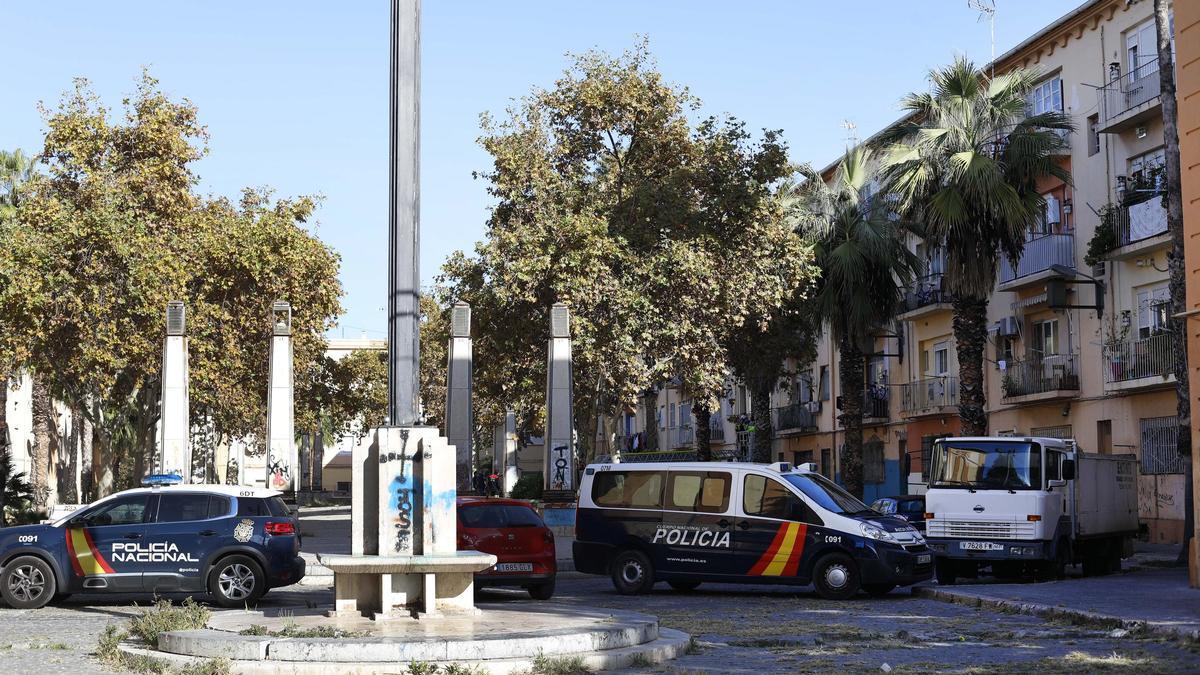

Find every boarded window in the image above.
[1141,416,1184,474]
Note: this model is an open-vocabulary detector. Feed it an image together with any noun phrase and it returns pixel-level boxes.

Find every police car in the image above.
[573,461,932,599]
[0,478,305,609]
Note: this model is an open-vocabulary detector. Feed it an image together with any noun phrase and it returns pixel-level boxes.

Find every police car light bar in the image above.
[141,474,184,487]
[796,462,818,473]
[770,462,792,473]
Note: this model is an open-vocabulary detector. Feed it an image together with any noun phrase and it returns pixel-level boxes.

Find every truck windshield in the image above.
[784,473,872,515]
[930,440,1042,490]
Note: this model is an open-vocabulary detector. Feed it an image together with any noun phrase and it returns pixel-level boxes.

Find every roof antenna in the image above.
[968,0,996,78]
[841,119,859,145]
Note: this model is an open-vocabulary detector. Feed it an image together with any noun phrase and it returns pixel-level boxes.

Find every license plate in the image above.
[917,554,932,564]
[493,563,533,572]
[961,541,1005,551]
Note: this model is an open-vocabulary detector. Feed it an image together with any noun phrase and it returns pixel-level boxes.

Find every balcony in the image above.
[1099,58,1162,134]
[998,233,1074,290]
[1110,199,1169,259]
[709,418,727,442]
[773,402,819,434]
[1000,354,1080,402]
[863,384,889,423]
[1103,332,1176,391]
[899,273,953,319]
[900,376,959,417]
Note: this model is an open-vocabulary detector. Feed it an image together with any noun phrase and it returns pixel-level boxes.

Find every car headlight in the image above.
[859,522,897,543]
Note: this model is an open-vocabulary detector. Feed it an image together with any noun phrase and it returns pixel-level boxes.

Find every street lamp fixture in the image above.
[272,301,292,336]
[1047,265,1104,318]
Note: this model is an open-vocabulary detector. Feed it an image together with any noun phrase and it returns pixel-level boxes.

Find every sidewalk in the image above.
[915,565,1200,641]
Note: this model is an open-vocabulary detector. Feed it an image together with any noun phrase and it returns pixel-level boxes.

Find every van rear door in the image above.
[657,470,736,577]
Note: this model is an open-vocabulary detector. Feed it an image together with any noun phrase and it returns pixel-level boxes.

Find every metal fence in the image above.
[1114,199,1168,247]
[999,233,1074,283]
[1101,57,1161,124]
[901,273,952,313]
[1140,416,1184,475]
[863,385,889,419]
[773,403,818,432]
[1103,332,1175,384]
[900,376,959,412]
[1000,354,1080,398]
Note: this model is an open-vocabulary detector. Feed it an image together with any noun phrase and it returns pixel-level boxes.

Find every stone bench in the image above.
[319,551,497,619]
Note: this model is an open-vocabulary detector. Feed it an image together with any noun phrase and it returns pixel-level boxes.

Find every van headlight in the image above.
[859,523,897,543]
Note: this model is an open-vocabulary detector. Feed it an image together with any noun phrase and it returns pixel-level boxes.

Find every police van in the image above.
[573,462,932,599]
[0,480,305,609]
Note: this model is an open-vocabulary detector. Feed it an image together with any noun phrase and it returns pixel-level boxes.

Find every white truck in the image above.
[924,436,1138,584]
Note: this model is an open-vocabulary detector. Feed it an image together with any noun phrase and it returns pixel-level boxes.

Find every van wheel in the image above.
[812,553,860,600]
[667,581,701,592]
[1,556,56,609]
[935,559,957,586]
[610,550,654,595]
[207,555,265,607]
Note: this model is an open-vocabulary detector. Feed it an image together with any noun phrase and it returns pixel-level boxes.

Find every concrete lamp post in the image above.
[266,301,297,493]
[157,300,191,481]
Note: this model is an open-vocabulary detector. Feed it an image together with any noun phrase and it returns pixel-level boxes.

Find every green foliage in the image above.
[441,40,816,455]
[509,472,544,500]
[237,623,369,638]
[0,441,35,526]
[529,653,590,675]
[1084,204,1119,268]
[127,598,210,649]
[0,74,343,492]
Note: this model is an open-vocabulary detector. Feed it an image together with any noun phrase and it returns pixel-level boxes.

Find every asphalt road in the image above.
[1,576,1197,674]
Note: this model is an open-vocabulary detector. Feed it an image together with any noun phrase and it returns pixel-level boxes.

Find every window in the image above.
[1098,420,1113,455]
[1028,76,1063,116]
[1137,285,1170,339]
[82,496,148,527]
[743,474,820,524]
[818,366,830,401]
[156,494,214,523]
[680,402,692,428]
[1141,416,1184,474]
[237,497,271,518]
[797,371,814,404]
[820,448,833,479]
[795,450,814,466]
[1125,18,1160,77]
[1046,450,1064,482]
[336,481,351,492]
[1031,425,1073,439]
[1128,148,1166,189]
[1087,114,1100,156]
[207,496,231,519]
[592,471,664,508]
[666,471,730,513]
[932,342,950,376]
[1032,319,1059,358]
[998,336,1015,366]
[668,403,676,429]
[784,472,869,514]
[863,439,885,484]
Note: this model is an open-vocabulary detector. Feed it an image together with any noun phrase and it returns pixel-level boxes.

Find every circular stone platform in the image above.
[118,602,690,674]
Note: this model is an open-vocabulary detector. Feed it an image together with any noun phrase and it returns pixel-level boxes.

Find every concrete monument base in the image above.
[117,603,690,674]
[320,551,496,618]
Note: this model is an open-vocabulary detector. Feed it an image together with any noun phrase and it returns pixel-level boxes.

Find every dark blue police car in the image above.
[0,482,304,609]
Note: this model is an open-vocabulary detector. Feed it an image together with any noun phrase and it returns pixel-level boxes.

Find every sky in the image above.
[1,1,1081,339]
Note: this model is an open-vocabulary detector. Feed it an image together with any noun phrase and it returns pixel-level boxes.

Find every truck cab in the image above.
[924,436,1137,583]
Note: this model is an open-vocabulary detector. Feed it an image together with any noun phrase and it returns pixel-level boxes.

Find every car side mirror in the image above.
[1061,459,1076,481]
[67,515,87,528]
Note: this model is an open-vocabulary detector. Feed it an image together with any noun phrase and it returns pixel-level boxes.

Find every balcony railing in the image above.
[1114,199,1168,247]
[664,425,694,449]
[709,419,726,442]
[900,376,959,412]
[901,273,952,313]
[1001,354,1080,398]
[1101,58,1161,124]
[1103,332,1175,384]
[999,233,1074,284]
[863,384,889,420]
[773,402,818,432]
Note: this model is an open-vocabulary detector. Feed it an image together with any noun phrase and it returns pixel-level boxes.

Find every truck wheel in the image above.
[207,555,266,607]
[0,555,56,609]
[812,553,860,600]
[1038,541,1068,582]
[935,559,957,586]
[610,550,655,595]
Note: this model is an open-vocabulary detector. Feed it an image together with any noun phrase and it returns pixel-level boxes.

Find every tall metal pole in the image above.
[388,0,421,426]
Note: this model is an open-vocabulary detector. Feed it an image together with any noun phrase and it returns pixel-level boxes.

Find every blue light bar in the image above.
[141,474,184,487]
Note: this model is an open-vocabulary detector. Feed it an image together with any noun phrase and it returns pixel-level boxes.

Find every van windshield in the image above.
[784,473,872,515]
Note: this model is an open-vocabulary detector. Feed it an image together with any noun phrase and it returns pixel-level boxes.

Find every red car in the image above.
[456,497,557,600]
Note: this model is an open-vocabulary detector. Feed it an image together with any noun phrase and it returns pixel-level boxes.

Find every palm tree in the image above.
[789,147,918,497]
[879,58,1072,436]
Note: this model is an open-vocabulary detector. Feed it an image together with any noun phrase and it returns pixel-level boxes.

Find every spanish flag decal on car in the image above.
[748,522,807,576]
[65,528,116,576]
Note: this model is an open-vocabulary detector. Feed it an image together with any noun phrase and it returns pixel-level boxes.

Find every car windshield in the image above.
[460,504,545,528]
[784,473,871,515]
[930,440,1042,490]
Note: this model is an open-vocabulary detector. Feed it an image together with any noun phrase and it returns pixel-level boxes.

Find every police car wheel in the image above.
[207,555,265,607]
[611,550,654,595]
[1,555,56,609]
[812,553,860,601]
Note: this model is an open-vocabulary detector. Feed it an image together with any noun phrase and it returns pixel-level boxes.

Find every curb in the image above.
[912,586,1200,642]
[299,569,593,588]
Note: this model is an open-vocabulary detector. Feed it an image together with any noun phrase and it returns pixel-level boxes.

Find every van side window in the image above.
[743,474,821,525]
[665,472,730,514]
[591,471,664,509]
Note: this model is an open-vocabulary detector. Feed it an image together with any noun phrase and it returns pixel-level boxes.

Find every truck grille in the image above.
[926,519,1035,539]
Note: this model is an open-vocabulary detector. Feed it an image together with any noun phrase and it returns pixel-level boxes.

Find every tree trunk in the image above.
[31,377,54,509]
[312,432,325,491]
[693,401,713,461]
[751,379,773,464]
[642,392,659,451]
[838,336,865,498]
[1155,0,1194,559]
[91,400,115,498]
[953,296,990,436]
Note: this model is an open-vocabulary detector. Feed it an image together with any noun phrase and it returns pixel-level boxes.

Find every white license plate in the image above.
[493,563,533,572]
[917,554,932,564]
[960,541,1005,551]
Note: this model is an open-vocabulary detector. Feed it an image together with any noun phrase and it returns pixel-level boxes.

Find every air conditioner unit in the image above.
[1045,194,1061,227]
[805,400,822,413]
[1092,262,1107,279]
[996,316,1020,337]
